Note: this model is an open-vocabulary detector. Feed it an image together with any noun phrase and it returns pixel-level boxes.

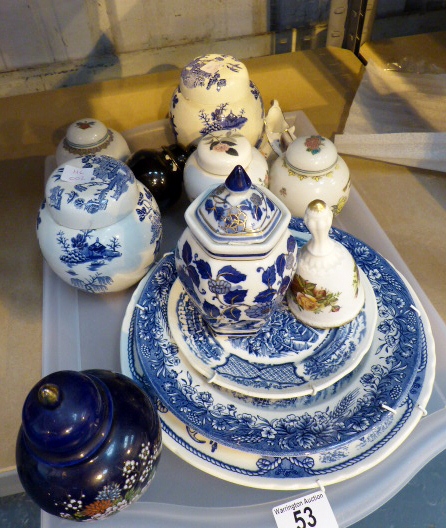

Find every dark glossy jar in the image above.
[127,144,191,212]
[16,369,162,521]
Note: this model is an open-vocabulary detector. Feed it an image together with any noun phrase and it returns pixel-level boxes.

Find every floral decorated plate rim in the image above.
[132,245,423,457]
[131,219,425,458]
[167,267,377,399]
[120,267,435,489]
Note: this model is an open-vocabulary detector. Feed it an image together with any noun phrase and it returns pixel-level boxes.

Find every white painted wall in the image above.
[0,1,442,97]
[0,1,270,96]
[0,0,268,70]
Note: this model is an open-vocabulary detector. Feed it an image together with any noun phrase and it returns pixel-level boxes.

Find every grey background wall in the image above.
[0,0,445,97]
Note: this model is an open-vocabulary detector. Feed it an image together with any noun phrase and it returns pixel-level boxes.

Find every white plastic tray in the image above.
[41,119,446,527]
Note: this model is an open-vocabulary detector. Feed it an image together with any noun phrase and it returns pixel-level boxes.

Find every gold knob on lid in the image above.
[38,383,60,408]
[308,199,327,213]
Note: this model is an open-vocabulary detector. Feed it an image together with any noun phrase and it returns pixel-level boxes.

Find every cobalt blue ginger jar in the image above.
[175,165,298,337]
[16,369,162,521]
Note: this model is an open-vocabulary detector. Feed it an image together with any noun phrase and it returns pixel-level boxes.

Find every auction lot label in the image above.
[272,490,339,528]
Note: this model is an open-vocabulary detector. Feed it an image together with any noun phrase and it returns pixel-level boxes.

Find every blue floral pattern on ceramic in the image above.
[181,54,242,91]
[136,188,163,240]
[134,219,425,457]
[53,229,120,292]
[250,80,261,101]
[177,166,296,336]
[176,233,297,335]
[196,181,281,244]
[169,273,374,398]
[176,281,321,364]
[48,155,133,215]
[37,155,162,294]
[169,54,264,147]
[198,104,248,136]
[122,254,433,488]
[57,231,122,268]
[37,193,161,294]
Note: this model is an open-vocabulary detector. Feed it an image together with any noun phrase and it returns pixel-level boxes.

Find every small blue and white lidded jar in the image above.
[16,369,162,521]
[37,155,162,293]
[175,165,298,337]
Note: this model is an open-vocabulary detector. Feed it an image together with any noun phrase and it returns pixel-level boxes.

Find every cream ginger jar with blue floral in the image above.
[175,165,298,337]
[169,54,264,148]
[269,135,351,218]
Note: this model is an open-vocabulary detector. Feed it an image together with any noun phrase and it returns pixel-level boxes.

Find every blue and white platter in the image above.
[120,254,435,489]
[167,262,377,399]
[120,220,435,488]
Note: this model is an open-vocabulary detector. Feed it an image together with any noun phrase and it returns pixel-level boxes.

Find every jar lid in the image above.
[185,165,290,257]
[196,131,253,175]
[45,155,138,229]
[285,135,338,174]
[65,118,110,148]
[21,370,113,465]
[179,54,251,105]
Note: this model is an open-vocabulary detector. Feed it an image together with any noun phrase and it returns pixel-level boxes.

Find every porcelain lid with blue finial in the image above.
[185,165,291,258]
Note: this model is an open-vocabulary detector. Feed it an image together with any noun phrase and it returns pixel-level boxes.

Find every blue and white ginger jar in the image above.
[169,53,264,148]
[16,369,162,521]
[175,165,298,337]
[37,155,162,293]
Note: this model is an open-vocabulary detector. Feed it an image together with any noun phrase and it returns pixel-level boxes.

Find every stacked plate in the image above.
[120,218,435,490]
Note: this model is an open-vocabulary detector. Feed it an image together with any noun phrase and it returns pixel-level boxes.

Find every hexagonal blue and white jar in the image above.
[175,165,298,337]
[37,155,162,293]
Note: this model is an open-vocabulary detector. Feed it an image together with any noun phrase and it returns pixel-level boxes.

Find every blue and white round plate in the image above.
[167,265,377,399]
[120,254,435,489]
[130,220,427,461]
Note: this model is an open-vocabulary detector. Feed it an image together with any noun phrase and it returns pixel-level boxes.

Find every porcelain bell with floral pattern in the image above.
[16,369,162,521]
[269,134,351,218]
[169,54,265,148]
[287,199,365,328]
[175,165,298,337]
